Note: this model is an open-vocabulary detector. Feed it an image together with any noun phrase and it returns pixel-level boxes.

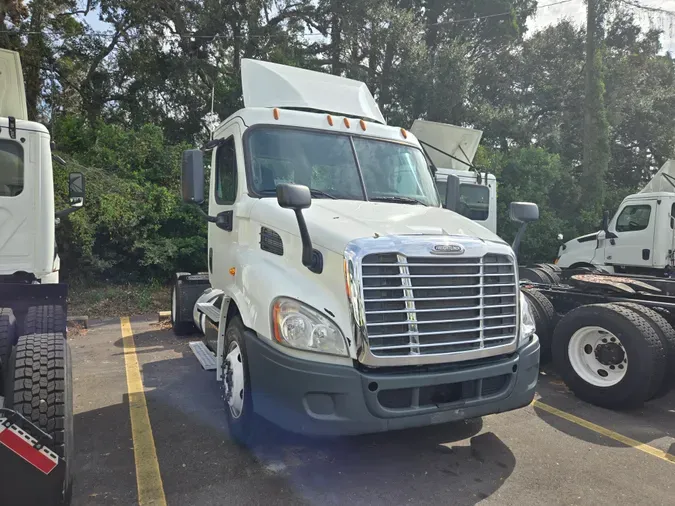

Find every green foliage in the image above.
[3,0,675,283]
[491,148,580,265]
[53,117,206,282]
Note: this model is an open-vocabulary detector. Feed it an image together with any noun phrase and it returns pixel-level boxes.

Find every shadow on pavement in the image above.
[119,326,518,506]
[533,367,675,450]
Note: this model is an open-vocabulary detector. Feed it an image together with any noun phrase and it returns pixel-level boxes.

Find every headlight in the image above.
[272,297,348,356]
[519,292,536,346]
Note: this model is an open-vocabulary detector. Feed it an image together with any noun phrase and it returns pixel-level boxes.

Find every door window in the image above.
[0,140,24,197]
[215,137,237,204]
[615,204,651,232]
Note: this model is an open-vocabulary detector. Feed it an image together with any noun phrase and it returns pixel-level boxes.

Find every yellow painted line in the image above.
[121,317,168,505]
[533,400,675,465]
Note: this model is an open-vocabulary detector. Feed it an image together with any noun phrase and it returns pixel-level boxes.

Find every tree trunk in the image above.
[330,0,341,75]
[24,0,45,120]
[581,0,610,226]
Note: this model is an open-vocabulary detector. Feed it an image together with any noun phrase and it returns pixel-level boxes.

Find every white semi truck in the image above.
[172,59,541,444]
[0,49,83,505]
[557,159,675,276]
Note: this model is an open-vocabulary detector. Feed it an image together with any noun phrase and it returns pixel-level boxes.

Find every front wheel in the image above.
[222,316,258,446]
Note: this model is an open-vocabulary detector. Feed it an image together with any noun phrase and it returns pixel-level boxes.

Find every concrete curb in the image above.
[67,315,89,328]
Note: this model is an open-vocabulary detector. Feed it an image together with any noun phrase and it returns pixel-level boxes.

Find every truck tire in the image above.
[616,302,675,400]
[519,267,553,284]
[222,316,258,446]
[172,274,195,336]
[23,305,66,337]
[551,303,667,409]
[538,263,562,273]
[521,288,556,362]
[0,308,17,389]
[534,264,561,284]
[5,333,74,504]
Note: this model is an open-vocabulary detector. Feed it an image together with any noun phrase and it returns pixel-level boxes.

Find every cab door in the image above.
[206,123,243,348]
[0,134,36,276]
[604,200,657,268]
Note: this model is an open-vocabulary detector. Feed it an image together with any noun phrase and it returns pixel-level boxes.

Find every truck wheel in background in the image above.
[521,288,557,362]
[5,333,74,505]
[23,305,66,337]
[534,264,561,284]
[615,302,675,400]
[172,273,195,335]
[552,304,667,409]
[537,263,562,273]
[0,308,17,392]
[222,316,258,446]
[519,267,553,284]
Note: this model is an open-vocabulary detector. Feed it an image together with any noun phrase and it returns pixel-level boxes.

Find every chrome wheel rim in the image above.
[224,341,245,418]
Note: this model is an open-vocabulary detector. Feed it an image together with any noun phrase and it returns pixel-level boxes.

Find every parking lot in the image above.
[70,316,675,506]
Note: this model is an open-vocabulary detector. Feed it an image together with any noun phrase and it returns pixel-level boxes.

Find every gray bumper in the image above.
[246,334,540,436]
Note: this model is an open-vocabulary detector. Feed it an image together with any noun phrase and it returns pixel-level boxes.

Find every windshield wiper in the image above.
[257,188,338,199]
[370,196,426,206]
[309,189,337,199]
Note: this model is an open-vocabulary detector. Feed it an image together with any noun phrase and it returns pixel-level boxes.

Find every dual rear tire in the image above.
[552,303,673,408]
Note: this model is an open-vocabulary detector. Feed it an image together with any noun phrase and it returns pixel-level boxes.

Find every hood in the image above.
[250,199,506,254]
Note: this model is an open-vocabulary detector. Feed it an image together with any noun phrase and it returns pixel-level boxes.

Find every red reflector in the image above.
[0,423,59,475]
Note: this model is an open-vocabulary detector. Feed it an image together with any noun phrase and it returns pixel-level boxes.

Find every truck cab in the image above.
[557,160,675,276]
[174,59,540,443]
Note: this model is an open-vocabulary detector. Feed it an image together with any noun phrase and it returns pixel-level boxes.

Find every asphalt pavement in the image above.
[70,316,675,506]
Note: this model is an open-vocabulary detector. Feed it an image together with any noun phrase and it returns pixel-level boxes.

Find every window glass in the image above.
[615,204,651,232]
[435,180,489,221]
[0,140,24,197]
[248,128,363,199]
[458,183,489,221]
[215,137,237,204]
[247,127,439,206]
[352,137,438,206]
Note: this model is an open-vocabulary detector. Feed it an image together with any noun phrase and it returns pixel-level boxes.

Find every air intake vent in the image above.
[260,227,283,256]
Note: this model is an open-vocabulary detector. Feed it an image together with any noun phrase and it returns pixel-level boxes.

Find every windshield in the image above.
[247,127,440,206]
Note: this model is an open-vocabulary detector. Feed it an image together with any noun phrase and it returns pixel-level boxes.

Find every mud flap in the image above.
[0,410,67,506]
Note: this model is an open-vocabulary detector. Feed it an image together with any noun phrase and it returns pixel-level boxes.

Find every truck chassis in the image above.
[520,266,675,409]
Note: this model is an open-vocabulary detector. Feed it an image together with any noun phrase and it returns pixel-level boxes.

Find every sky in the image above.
[528,0,675,53]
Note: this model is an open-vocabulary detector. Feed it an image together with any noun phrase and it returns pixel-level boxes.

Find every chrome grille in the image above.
[361,253,518,357]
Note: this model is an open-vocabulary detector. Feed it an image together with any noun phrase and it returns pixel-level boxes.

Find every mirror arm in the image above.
[512,223,528,258]
[195,205,217,223]
[294,209,314,267]
[55,206,83,219]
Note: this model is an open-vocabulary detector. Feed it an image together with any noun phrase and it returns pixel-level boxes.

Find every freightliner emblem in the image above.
[431,243,465,255]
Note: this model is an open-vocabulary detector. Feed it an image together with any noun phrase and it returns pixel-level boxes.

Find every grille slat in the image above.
[366,314,516,327]
[361,252,517,357]
[363,282,514,291]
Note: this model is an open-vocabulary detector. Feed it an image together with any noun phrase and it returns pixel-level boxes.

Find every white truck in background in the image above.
[172,59,541,444]
[0,49,84,506]
[411,121,497,235]
[557,159,675,276]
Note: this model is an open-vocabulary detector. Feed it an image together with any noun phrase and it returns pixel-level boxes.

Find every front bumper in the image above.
[246,333,540,436]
